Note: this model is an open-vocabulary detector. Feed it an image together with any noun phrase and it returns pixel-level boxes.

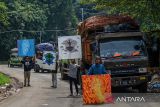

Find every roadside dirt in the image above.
[0,73,23,102]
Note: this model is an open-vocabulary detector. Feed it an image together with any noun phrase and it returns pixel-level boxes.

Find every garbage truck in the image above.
[78,15,151,92]
[8,48,22,67]
[34,43,57,72]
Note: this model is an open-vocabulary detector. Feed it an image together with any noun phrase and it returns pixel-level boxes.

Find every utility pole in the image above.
[40,31,42,43]
[55,26,58,42]
[81,8,84,22]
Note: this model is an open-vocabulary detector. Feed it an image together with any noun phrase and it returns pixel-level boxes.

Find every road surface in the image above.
[0,65,159,107]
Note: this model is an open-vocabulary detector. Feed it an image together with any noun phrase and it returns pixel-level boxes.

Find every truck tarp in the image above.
[36,43,54,51]
[11,48,18,52]
[78,15,139,36]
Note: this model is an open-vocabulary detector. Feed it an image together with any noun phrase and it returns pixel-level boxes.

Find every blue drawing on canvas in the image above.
[43,52,55,65]
[18,39,35,56]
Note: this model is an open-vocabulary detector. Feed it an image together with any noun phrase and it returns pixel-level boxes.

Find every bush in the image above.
[0,72,11,86]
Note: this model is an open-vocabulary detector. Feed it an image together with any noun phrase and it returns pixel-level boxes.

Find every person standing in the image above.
[51,54,58,88]
[88,56,107,75]
[22,56,33,87]
[68,59,79,96]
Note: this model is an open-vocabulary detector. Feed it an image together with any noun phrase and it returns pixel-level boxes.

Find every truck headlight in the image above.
[139,68,147,73]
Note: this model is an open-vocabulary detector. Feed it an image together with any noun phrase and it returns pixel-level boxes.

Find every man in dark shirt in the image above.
[22,56,33,87]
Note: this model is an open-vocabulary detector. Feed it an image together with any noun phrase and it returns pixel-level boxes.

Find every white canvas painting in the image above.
[58,35,82,59]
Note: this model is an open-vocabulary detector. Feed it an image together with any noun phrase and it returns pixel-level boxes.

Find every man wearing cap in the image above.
[88,56,106,75]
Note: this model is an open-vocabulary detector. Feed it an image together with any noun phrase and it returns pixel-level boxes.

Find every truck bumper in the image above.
[10,63,22,66]
[111,75,150,87]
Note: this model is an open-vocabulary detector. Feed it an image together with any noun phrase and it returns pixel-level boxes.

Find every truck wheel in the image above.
[61,72,68,80]
[34,65,40,73]
[35,69,39,73]
[41,69,44,73]
[138,83,148,93]
[10,64,13,68]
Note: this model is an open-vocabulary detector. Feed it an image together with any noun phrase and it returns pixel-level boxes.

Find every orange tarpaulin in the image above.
[82,74,112,104]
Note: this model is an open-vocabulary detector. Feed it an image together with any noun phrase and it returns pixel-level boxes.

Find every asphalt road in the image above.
[0,65,159,107]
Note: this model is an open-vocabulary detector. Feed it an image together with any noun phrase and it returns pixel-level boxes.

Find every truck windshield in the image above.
[99,39,146,58]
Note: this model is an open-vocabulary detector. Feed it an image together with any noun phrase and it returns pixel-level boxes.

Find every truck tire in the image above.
[138,83,148,93]
[10,64,13,68]
[35,69,39,73]
[41,69,44,73]
[8,62,10,67]
[61,72,68,80]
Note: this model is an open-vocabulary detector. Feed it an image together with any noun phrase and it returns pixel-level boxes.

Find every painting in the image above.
[17,39,35,57]
[58,36,82,59]
[82,74,112,104]
[43,51,56,65]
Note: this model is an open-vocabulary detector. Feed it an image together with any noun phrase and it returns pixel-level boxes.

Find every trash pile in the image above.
[148,73,160,92]
[0,77,23,102]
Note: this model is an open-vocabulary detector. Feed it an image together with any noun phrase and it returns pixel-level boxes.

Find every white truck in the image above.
[34,43,57,72]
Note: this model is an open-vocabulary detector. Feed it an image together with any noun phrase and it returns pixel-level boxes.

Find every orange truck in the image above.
[78,15,151,92]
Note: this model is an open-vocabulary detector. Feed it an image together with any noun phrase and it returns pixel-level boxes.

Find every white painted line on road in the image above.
[42,104,49,106]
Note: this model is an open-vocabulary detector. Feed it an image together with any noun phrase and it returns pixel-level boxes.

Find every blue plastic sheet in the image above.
[36,43,54,51]
[17,39,35,57]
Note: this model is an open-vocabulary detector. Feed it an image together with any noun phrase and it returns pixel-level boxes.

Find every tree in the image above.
[0,2,8,27]
[45,0,78,39]
[80,0,160,33]
[0,0,79,60]
[0,0,48,60]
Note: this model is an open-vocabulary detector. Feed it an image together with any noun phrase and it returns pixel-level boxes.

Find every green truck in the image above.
[8,48,22,67]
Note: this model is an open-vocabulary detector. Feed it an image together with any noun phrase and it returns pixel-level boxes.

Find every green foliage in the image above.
[0,72,10,85]
[74,1,100,21]
[0,2,8,26]
[80,0,160,32]
[0,0,79,61]
[0,0,48,60]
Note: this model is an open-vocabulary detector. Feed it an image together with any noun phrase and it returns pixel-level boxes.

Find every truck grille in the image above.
[111,67,139,74]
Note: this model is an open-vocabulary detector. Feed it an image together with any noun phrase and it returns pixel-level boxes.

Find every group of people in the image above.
[67,56,107,96]
[21,56,107,97]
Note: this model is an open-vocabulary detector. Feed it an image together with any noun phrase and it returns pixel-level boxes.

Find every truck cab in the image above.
[8,48,22,67]
[78,15,151,92]
[92,32,150,92]
[34,43,57,73]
